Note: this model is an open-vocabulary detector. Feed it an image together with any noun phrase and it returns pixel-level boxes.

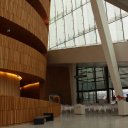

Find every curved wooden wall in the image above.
[26,0,50,22]
[0,0,48,50]
[0,74,20,96]
[0,96,61,126]
[0,0,50,126]
[0,17,46,54]
[39,0,50,18]
[0,34,46,80]
[0,0,49,84]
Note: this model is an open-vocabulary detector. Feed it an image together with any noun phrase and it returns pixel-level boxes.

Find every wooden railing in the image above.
[0,96,61,126]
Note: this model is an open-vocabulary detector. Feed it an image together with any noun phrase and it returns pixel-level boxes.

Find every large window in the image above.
[76,66,128,104]
[49,0,128,50]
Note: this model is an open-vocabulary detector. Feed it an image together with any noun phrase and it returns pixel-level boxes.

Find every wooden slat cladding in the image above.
[0,75,20,96]
[0,96,61,126]
[0,16,47,54]
[39,0,50,19]
[0,0,48,50]
[26,0,50,23]
[0,34,46,80]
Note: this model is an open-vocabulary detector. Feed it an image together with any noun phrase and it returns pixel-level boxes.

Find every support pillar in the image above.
[91,0,128,115]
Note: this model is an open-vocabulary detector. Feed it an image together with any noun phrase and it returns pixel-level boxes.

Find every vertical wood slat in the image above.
[0,96,61,126]
[0,0,48,48]
[0,75,20,96]
[39,0,50,18]
[0,34,46,79]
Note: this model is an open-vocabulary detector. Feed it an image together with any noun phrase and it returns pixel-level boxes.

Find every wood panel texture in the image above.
[0,34,46,80]
[26,0,50,22]
[39,0,50,18]
[0,96,61,126]
[0,75,20,96]
[0,0,48,50]
[0,1,51,126]
[40,66,72,105]
[0,16,47,54]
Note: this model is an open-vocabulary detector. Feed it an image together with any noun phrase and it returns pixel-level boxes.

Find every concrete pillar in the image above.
[91,0,128,115]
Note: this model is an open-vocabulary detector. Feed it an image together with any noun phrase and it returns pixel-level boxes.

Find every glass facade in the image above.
[48,0,128,50]
[76,66,128,103]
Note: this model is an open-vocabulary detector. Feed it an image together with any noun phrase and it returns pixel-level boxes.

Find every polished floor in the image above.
[2,113,128,128]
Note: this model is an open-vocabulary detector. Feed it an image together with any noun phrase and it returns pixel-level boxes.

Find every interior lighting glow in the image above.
[22,82,39,89]
[0,71,22,80]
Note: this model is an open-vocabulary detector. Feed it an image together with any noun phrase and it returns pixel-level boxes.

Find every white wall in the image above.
[48,42,128,65]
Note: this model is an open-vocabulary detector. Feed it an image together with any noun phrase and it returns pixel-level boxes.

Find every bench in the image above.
[44,113,54,121]
[34,116,45,125]
[34,113,54,125]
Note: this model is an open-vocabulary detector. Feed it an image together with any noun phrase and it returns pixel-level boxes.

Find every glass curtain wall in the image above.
[48,0,128,50]
[76,66,106,104]
[76,66,128,104]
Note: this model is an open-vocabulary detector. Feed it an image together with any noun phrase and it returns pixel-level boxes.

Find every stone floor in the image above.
[2,113,128,128]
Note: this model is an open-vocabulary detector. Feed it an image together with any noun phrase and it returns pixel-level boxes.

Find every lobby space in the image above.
[1,0,128,127]
[2,113,128,128]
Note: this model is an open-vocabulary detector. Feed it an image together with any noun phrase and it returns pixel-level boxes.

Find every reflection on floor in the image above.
[2,113,128,128]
